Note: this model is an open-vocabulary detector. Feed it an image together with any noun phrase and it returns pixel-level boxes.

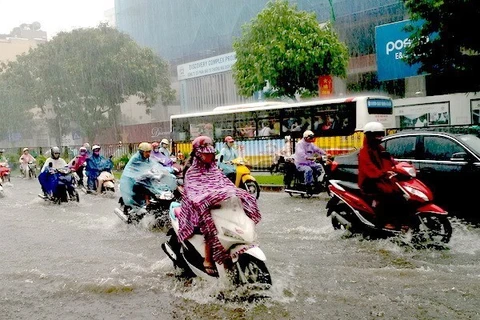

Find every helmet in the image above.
[138,142,152,152]
[224,136,234,143]
[92,145,101,151]
[51,146,61,159]
[192,136,215,164]
[303,130,314,138]
[161,138,169,145]
[83,143,90,149]
[363,122,385,134]
[152,142,159,148]
[79,147,87,154]
[0,149,4,153]
[23,147,29,152]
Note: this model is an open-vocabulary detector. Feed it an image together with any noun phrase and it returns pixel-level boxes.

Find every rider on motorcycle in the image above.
[218,135,238,183]
[176,136,261,276]
[358,121,404,230]
[85,145,113,194]
[68,146,88,187]
[159,138,171,157]
[294,130,327,193]
[150,142,173,167]
[19,148,36,178]
[38,147,68,198]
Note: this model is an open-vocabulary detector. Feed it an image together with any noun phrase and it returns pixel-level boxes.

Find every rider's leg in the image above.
[297,165,313,185]
[96,177,103,194]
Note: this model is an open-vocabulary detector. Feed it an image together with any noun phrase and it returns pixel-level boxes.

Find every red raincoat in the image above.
[358,138,399,195]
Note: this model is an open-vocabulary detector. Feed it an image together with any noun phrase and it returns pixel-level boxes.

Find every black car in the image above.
[332,130,480,222]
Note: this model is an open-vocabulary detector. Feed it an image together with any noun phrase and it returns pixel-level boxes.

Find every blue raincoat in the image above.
[85,154,113,190]
[120,152,177,208]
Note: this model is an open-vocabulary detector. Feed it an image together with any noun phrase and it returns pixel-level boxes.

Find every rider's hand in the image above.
[386,170,396,179]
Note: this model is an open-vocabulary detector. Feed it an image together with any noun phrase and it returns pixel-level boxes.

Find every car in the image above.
[332,130,480,223]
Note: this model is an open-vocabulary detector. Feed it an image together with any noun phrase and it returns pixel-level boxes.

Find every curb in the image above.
[259,184,331,200]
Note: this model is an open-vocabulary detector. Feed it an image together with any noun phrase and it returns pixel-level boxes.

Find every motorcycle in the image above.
[229,157,260,199]
[283,154,334,198]
[0,162,11,183]
[39,165,80,204]
[161,196,272,287]
[97,171,116,195]
[114,167,179,229]
[326,161,453,245]
[27,161,37,178]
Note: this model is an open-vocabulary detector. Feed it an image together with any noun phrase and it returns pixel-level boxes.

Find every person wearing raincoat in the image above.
[218,135,238,183]
[358,121,403,230]
[119,142,176,212]
[85,145,113,194]
[68,146,88,187]
[150,142,173,167]
[176,135,261,276]
[38,147,68,198]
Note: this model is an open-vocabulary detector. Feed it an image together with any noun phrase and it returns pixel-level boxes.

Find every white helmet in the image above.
[23,147,29,152]
[92,145,101,151]
[161,138,169,145]
[303,130,314,138]
[363,121,385,134]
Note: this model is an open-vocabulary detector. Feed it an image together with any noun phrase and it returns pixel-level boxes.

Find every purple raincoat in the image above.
[176,156,261,264]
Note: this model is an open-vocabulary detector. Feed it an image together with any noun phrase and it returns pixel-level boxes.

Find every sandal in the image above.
[203,262,219,278]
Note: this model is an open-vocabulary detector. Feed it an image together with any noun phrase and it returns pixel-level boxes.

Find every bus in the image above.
[393,92,480,128]
[170,95,394,170]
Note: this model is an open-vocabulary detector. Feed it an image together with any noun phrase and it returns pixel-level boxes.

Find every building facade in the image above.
[115,0,408,113]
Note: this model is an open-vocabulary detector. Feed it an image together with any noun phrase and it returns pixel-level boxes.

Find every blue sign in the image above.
[375,20,423,81]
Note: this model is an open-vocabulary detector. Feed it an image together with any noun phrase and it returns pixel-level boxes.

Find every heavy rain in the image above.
[1,1,480,319]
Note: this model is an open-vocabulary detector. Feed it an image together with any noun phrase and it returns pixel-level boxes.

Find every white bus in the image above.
[170,95,394,169]
[393,92,480,128]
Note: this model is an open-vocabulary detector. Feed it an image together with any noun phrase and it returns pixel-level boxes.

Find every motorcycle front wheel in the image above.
[414,215,452,244]
[243,180,260,199]
[233,254,272,288]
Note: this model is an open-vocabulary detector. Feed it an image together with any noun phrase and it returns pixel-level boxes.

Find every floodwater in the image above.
[0,177,479,319]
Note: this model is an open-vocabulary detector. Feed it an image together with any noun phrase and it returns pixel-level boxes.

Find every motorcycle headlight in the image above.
[157,191,174,200]
[404,186,429,201]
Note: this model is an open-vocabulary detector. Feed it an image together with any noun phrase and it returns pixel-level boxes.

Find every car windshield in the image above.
[458,134,480,153]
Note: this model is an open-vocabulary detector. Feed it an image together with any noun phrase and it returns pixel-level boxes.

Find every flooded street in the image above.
[1,177,479,319]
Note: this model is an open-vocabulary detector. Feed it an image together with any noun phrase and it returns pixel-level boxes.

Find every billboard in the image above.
[375,20,423,81]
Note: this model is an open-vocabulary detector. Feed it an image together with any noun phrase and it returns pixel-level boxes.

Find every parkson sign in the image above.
[375,19,425,81]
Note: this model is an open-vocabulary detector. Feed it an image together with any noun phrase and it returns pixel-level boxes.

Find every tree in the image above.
[2,24,175,144]
[404,0,480,92]
[232,0,349,99]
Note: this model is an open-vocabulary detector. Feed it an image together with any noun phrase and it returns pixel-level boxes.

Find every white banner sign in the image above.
[177,52,236,80]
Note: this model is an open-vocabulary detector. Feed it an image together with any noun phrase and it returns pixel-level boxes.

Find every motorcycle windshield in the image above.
[120,155,176,207]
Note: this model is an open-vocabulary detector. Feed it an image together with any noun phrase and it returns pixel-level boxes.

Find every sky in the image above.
[0,0,114,38]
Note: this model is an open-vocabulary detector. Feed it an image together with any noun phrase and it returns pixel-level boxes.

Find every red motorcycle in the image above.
[326,161,452,245]
[0,162,11,183]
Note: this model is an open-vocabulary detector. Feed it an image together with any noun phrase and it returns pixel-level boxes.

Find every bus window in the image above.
[213,113,235,140]
[282,107,311,138]
[312,102,356,136]
[257,110,280,137]
[172,118,190,142]
[235,111,256,138]
[367,98,393,115]
[189,115,214,139]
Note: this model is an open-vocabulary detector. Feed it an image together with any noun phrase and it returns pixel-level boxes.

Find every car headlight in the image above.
[404,186,429,201]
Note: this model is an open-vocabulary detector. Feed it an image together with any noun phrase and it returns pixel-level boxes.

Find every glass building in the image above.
[115,0,407,113]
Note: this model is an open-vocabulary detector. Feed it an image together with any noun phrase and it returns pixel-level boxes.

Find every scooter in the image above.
[114,168,179,229]
[230,157,260,199]
[161,196,272,287]
[283,154,334,198]
[98,171,115,195]
[0,162,11,183]
[39,165,80,204]
[326,161,452,245]
[27,161,37,178]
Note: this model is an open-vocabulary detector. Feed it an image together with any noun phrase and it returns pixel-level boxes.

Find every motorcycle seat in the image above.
[336,180,360,191]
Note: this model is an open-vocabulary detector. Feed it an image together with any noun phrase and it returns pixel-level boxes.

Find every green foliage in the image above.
[36,154,47,169]
[113,153,130,170]
[253,174,283,185]
[1,24,175,144]
[232,0,349,99]
[403,0,480,92]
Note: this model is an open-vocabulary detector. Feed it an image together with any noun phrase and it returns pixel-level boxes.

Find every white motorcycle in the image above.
[161,196,272,287]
